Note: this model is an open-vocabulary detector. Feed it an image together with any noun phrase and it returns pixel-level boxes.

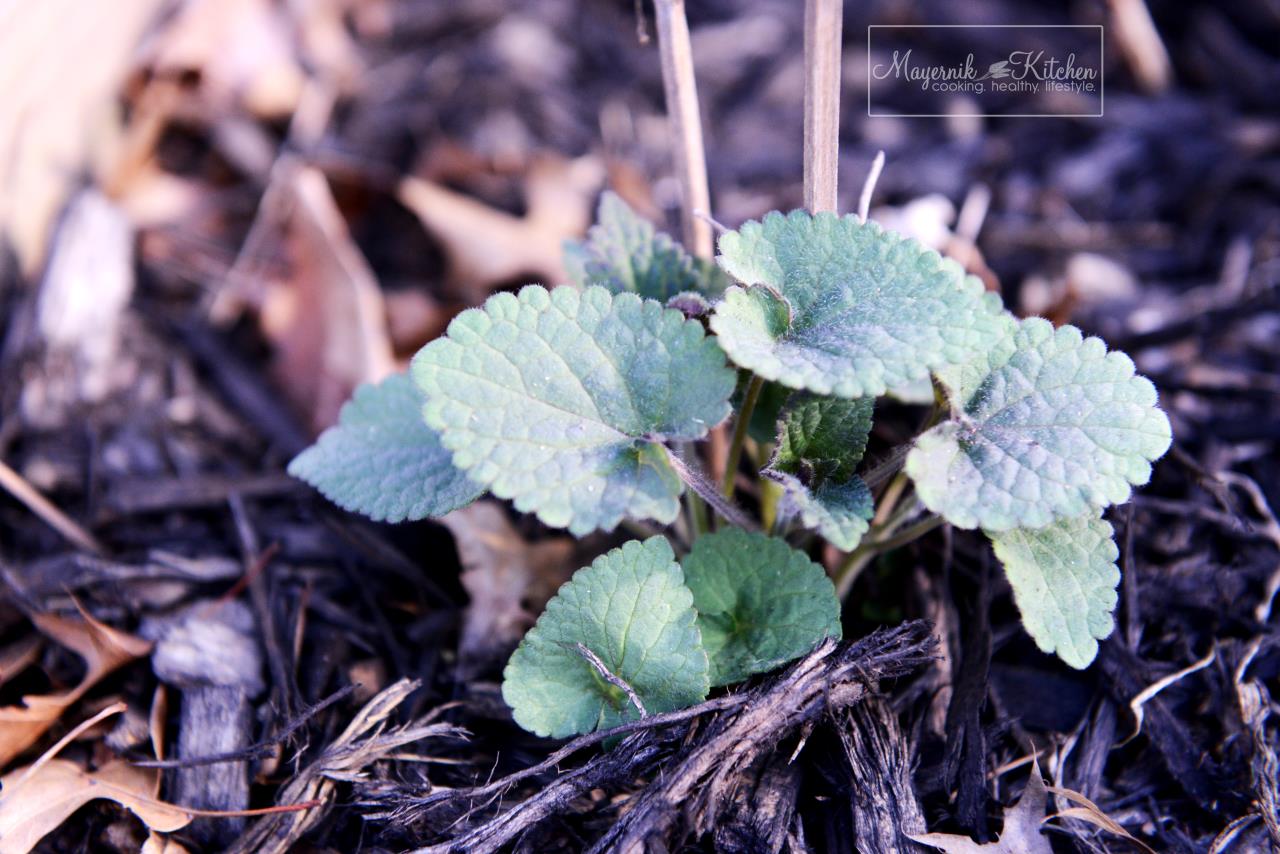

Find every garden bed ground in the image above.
[1,0,1278,851]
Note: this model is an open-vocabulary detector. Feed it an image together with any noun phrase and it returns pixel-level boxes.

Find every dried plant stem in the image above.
[653,0,712,258]
[722,374,764,498]
[575,643,648,717]
[0,457,104,555]
[803,0,843,213]
[857,150,886,223]
[654,0,715,531]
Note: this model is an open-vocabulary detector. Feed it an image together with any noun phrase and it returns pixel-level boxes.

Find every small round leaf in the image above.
[502,537,710,737]
[681,529,841,686]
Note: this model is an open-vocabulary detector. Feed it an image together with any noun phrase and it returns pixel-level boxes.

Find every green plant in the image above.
[290,192,1171,734]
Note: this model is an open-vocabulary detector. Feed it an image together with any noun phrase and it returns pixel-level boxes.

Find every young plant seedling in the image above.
[291,192,1172,734]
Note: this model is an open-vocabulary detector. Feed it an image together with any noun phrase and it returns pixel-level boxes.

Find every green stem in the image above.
[870,513,945,552]
[679,442,710,537]
[872,470,909,526]
[834,513,945,599]
[688,491,709,536]
[722,374,764,499]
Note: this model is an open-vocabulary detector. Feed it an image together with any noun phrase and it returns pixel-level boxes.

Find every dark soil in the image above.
[1,0,1278,851]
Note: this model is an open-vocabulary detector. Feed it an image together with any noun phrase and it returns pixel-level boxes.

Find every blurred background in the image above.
[0,0,1278,851]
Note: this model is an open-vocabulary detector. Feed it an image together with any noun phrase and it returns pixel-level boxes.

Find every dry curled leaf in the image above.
[398,154,600,304]
[263,165,396,432]
[0,609,152,768]
[0,758,192,854]
[908,760,1053,853]
[441,501,574,678]
[139,0,305,118]
[1046,785,1158,854]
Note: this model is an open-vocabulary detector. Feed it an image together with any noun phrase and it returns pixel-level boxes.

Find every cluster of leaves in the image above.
[291,192,1171,735]
[502,532,839,737]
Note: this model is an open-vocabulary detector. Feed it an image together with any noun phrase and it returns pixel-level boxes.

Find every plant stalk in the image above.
[722,374,764,498]
[665,446,757,532]
[655,0,714,531]
[834,514,945,599]
[803,0,843,214]
[653,0,713,257]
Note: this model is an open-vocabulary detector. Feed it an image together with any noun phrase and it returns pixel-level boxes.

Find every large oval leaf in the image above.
[906,319,1172,531]
[988,512,1120,669]
[502,537,709,737]
[681,529,841,686]
[711,211,1000,398]
[412,285,735,535]
[287,373,484,522]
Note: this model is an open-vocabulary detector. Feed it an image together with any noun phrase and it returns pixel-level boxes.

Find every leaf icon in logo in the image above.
[985,60,1011,79]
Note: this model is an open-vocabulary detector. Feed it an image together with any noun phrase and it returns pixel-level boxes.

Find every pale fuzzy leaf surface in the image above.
[681,529,841,686]
[412,285,735,535]
[501,537,709,737]
[287,373,484,522]
[988,512,1120,669]
[711,211,1003,397]
[886,374,936,405]
[565,192,726,302]
[906,319,1172,531]
[765,470,873,551]
[932,291,1019,404]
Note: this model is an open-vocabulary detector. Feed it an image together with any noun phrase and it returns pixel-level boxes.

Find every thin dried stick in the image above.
[0,457,104,555]
[575,643,647,717]
[653,0,712,258]
[803,0,843,213]
[857,150,885,223]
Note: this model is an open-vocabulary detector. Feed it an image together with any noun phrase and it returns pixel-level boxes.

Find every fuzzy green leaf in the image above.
[932,291,1020,404]
[565,192,727,302]
[711,211,1003,398]
[906,319,1172,531]
[763,393,874,549]
[989,513,1120,669]
[502,537,709,737]
[412,285,735,535]
[681,529,841,686]
[771,393,873,482]
[765,471,873,551]
[287,373,484,522]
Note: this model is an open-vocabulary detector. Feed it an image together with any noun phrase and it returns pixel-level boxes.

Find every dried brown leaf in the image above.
[141,0,304,118]
[0,637,41,688]
[908,760,1053,854]
[0,0,166,273]
[0,758,191,854]
[442,502,574,678]
[0,610,152,768]
[397,154,600,304]
[1045,785,1157,854]
[263,165,396,432]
